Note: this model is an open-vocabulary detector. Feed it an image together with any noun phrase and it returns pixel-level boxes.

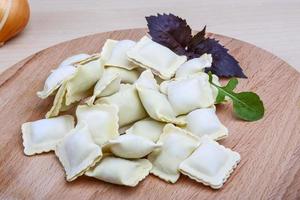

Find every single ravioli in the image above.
[148,124,199,183]
[22,115,74,156]
[105,134,161,159]
[175,53,212,78]
[127,36,187,80]
[135,70,185,125]
[37,53,91,99]
[85,155,152,187]
[59,53,91,67]
[126,118,165,142]
[179,136,240,189]
[100,39,137,70]
[37,65,77,99]
[105,66,140,84]
[55,123,102,181]
[46,82,68,118]
[76,104,119,146]
[186,108,228,141]
[95,84,147,127]
[86,71,121,106]
[163,72,215,115]
[65,55,104,106]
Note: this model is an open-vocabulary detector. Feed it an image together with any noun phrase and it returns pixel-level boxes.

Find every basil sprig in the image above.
[208,72,265,121]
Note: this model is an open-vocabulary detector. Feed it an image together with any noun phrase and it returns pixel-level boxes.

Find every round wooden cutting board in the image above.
[0,29,299,200]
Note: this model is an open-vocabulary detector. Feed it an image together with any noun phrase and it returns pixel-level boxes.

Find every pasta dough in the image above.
[59,53,90,67]
[165,73,215,115]
[105,66,140,84]
[135,70,185,125]
[55,123,103,181]
[22,115,74,156]
[101,39,137,70]
[186,108,228,140]
[86,71,121,105]
[126,118,165,142]
[148,124,199,183]
[175,53,212,78]
[37,65,76,99]
[46,82,68,118]
[65,55,104,106]
[106,134,161,159]
[95,84,147,127]
[179,136,240,189]
[85,155,152,187]
[127,36,187,79]
[76,104,119,146]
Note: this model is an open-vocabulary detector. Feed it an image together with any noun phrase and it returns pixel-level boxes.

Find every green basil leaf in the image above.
[208,72,265,121]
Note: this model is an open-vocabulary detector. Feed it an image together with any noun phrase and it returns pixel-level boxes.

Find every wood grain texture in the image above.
[0,29,299,200]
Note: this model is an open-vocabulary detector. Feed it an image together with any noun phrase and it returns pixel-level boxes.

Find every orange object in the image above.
[0,0,30,46]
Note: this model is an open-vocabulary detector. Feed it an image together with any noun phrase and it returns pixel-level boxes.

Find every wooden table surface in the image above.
[0,0,300,73]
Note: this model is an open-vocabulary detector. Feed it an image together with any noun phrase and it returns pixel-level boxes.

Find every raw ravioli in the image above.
[101,39,137,70]
[135,70,185,125]
[37,65,76,99]
[85,155,152,187]
[38,53,90,99]
[76,104,119,146]
[179,136,240,189]
[186,108,228,140]
[86,71,121,105]
[126,118,165,142]
[46,82,68,118]
[106,134,161,159]
[175,53,212,78]
[65,55,104,106]
[127,36,187,79]
[95,84,147,127]
[105,66,140,84]
[22,115,74,155]
[148,124,199,183]
[55,123,102,181]
[59,53,90,67]
[165,73,215,115]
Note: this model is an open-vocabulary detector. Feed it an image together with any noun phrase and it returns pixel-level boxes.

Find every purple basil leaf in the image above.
[188,26,206,51]
[146,13,192,55]
[194,38,247,78]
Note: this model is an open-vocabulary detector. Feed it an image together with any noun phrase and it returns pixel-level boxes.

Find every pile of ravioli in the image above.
[22,36,240,189]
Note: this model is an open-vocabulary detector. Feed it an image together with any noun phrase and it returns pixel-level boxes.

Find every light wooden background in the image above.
[0,0,300,73]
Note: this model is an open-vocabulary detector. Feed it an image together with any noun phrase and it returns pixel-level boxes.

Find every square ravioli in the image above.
[85,155,152,187]
[105,66,140,84]
[37,53,90,99]
[37,65,77,99]
[105,134,161,159]
[163,72,215,115]
[55,123,102,181]
[65,55,104,106]
[126,118,165,142]
[127,36,187,79]
[100,39,137,70]
[175,53,212,78]
[95,84,148,127]
[86,71,121,105]
[186,107,228,141]
[179,136,240,189]
[148,124,199,183]
[135,70,185,125]
[46,81,68,118]
[22,115,74,156]
[76,104,119,146]
[59,53,91,67]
